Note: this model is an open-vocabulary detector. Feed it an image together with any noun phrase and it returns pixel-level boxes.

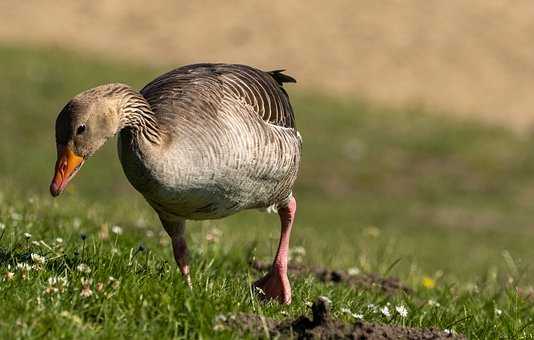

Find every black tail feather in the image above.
[268,69,297,85]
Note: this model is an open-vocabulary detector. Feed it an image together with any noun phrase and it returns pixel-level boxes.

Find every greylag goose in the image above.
[50,64,301,304]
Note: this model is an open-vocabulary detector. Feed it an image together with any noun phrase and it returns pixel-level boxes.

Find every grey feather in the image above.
[115,63,301,220]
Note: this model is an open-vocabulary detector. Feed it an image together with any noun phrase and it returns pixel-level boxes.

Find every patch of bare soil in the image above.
[222,298,464,339]
[251,260,412,295]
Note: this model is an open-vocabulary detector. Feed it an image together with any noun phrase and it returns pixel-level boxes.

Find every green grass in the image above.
[1,44,534,338]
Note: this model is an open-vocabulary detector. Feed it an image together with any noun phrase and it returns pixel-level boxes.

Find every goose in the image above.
[50,63,301,304]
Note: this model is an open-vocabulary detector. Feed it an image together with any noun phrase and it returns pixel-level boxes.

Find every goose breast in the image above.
[118,64,301,220]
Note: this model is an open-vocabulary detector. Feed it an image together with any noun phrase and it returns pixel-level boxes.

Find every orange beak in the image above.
[50,145,85,197]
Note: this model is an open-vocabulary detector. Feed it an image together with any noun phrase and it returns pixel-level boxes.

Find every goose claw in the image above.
[253,268,291,304]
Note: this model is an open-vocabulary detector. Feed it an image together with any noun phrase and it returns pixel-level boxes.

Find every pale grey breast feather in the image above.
[133,63,301,216]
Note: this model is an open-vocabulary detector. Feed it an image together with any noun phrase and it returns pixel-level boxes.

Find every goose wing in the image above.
[140,63,297,129]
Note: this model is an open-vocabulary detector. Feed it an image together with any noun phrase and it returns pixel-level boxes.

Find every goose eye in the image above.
[76,124,86,135]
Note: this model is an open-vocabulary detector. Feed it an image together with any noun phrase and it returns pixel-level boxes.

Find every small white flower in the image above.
[23,232,32,239]
[81,277,92,285]
[380,306,391,318]
[45,276,68,294]
[212,314,229,331]
[428,299,440,307]
[80,277,93,298]
[111,225,123,235]
[367,303,377,312]
[16,263,31,280]
[31,253,46,265]
[347,267,360,276]
[341,308,363,319]
[55,238,64,244]
[214,314,227,323]
[16,263,31,271]
[213,324,225,332]
[340,307,352,314]
[107,276,120,290]
[45,286,58,294]
[319,296,332,304]
[495,308,503,316]
[444,329,453,336]
[395,305,408,317]
[77,263,91,273]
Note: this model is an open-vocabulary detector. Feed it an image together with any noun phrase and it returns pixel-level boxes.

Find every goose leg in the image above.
[254,196,296,304]
[160,217,191,287]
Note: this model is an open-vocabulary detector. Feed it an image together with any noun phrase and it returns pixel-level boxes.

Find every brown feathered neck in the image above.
[76,83,162,145]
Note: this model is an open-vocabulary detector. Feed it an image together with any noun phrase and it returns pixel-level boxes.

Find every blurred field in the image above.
[1,45,534,338]
[2,1,534,130]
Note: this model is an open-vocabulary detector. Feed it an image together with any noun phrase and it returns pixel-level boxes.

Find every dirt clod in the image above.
[251,260,412,295]
[223,298,465,339]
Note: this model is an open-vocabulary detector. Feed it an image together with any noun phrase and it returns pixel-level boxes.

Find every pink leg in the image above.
[161,218,192,287]
[254,196,296,304]
[172,236,191,287]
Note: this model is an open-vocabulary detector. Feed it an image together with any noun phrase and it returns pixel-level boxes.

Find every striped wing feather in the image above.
[140,63,296,129]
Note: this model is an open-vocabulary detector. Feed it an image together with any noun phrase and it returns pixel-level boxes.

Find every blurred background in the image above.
[3,0,534,129]
[2,1,534,284]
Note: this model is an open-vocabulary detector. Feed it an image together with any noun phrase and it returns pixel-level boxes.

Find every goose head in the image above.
[50,86,122,197]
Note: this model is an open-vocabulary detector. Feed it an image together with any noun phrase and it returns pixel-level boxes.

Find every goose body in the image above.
[117,64,301,220]
[51,63,301,304]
